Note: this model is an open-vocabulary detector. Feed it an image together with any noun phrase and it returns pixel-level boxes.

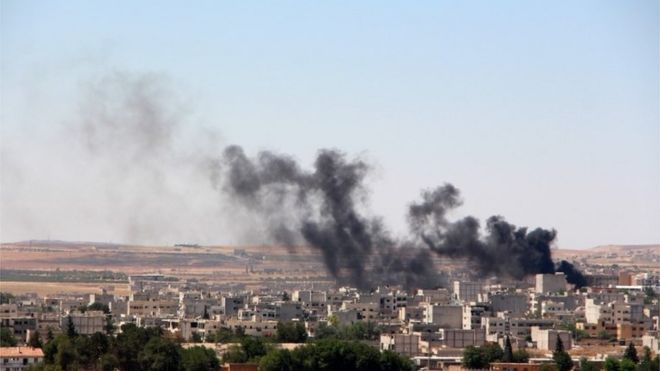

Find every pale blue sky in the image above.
[1,1,658,248]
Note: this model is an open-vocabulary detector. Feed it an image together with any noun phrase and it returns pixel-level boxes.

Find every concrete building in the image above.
[453,281,483,303]
[422,304,463,328]
[0,304,18,318]
[463,303,491,330]
[222,296,247,317]
[0,347,44,371]
[642,331,659,352]
[341,302,378,322]
[66,311,105,335]
[0,317,37,342]
[489,294,529,316]
[380,334,420,356]
[224,319,278,337]
[127,298,178,317]
[531,327,572,351]
[439,328,486,348]
[535,273,567,294]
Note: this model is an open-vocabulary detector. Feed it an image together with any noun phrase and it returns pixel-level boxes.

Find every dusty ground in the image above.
[0,281,130,296]
[1,241,658,292]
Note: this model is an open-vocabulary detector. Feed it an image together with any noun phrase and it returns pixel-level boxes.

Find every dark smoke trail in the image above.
[220,146,439,289]
[407,185,557,280]
[219,149,584,289]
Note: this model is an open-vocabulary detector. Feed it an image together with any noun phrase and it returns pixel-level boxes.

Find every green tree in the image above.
[241,336,269,361]
[98,353,119,371]
[553,337,573,371]
[55,337,78,370]
[138,336,182,371]
[604,357,620,371]
[46,327,54,342]
[181,346,220,371]
[28,330,43,348]
[579,357,598,371]
[260,348,298,371]
[210,327,235,343]
[88,302,110,314]
[636,346,653,371]
[314,322,338,340]
[104,316,115,335]
[0,327,18,346]
[202,306,210,320]
[222,345,248,364]
[482,342,504,363]
[623,342,638,364]
[463,346,488,369]
[89,332,109,360]
[502,336,514,362]
[65,316,77,338]
[513,349,529,363]
[0,292,15,304]
[276,321,308,343]
[619,358,636,371]
[259,338,413,371]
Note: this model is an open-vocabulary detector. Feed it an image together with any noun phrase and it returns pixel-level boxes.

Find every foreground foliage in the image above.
[259,338,414,371]
[27,324,218,371]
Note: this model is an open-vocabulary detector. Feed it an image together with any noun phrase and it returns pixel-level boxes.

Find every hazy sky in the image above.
[1,1,658,249]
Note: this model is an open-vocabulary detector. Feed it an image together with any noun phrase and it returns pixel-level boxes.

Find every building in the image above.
[439,328,486,348]
[490,363,542,371]
[535,273,567,294]
[489,294,529,316]
[531,327,572,351]
[66,311,105,335]
[0,318,37,342]
[453,281,483,303]
[127,298,179,317]
[422,304,463,328]
[380,334,420,356]
[0,347,44,371]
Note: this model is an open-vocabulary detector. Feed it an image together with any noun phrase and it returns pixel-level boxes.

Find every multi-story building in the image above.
[531,327,572,351]
[535,273,567,294]
[380,334,420,356]
[422,304,462,329]
[453,281,483,303]
[65,311,105,335]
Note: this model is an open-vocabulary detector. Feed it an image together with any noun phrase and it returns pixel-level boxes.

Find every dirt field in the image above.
[0,281,130,296]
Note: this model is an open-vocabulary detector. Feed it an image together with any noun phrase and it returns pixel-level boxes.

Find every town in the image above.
[1,244,658,371]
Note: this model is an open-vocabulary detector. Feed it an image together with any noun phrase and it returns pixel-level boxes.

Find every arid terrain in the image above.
[1,240,658,296]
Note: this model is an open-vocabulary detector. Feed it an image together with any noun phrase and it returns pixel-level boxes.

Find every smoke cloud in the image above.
[219,149,583,289]
[3,70,585,289]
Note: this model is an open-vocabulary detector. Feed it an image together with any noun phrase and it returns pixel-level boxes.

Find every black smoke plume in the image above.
[221,146,439,289]
[407,184,556,279]
[555,260,587,288]
[220,147,584,289]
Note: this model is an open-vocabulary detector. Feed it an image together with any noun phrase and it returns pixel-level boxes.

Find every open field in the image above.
[0,281,130,296]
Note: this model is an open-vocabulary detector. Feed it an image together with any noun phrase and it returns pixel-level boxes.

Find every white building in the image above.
[536,273,568,294]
